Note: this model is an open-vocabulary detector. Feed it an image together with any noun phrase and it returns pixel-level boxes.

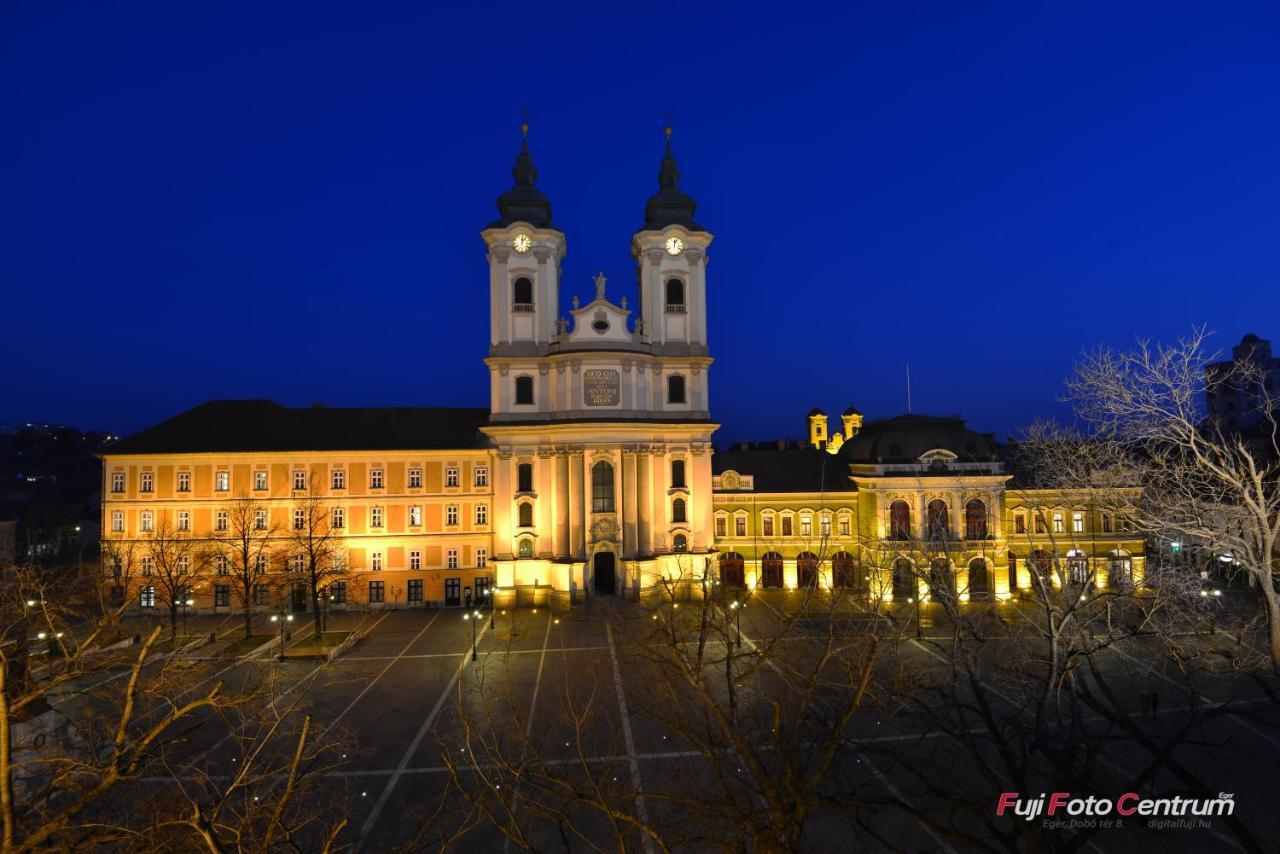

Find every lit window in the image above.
[839,516,850,537]
[111,510,124,533]
[1072,512,1085,534]
[370,469,384,489]
[177,511,190,532]
[111,472,125,493]
[409,468,422,488]
[331,469,345,490]
[475,504,488,525]
[140,586,156,608]
[371,507,384,528]
[215,510,228,531]
[1052,512,1064,534]
[446,505,459,526]
[800,515,812,538]
[371,552,383,572]
[410,550,421,570]
[820,514,831,538]
[476,548,487,567]
[215,554,228,575]
[293,470,307,490]
[735,515,747,537]
[289,554,304,573]
[254,470,267,491]
[141,556,153,576]
[216,471,229,491]
[715,516,727,537]
[140,472,154,493]
[673,534,688,553]
[447,549,459,569]
[762,515,775,537]
[254,509,267,531]
[446,467,459,487]
[140,511,154,532]
[177,472,190,492]
[409,505,422,526]
[474,466,488,487]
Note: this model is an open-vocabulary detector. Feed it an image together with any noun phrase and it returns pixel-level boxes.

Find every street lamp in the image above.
[463,609,482,661]
[729,600,743,649]
[270,607,295,659]
[490,585,500,630]
[183,597,195,638]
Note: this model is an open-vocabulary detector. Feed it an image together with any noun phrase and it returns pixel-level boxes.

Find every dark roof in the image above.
[843,414,999,464]
[491,129,554,229]
[640,131,704,232]
[106,401,491,455]
[713,446,855,492]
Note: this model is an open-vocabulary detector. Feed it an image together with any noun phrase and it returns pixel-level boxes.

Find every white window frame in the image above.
[445,467,459,487]
[475,504,487,525]
[331,507,345,529]
[331,468,346,490]
[371,506,384,529]
[446,505,459,526]
[409,505,422,527]
[177,471,190,492]
[474,466,488,488]
[409,468,422,488]
[370,468,384,489]
[293,469,307,490]
[735,514,747,538]
[254,509,267,531]
[215,510,228,532]
[140,472,154,493]
[476,548,487,568]
[140,510,154,532]
[1052,512,1064,534]
[111,510,124,533]
[294,508,306,530]
[410,550,421,570]
[1072,511,1085,534]
[371,551,383,572]
[177,511,190,531]
[216,470,230,491]
[447,548,459,569]
[111,472,125,493]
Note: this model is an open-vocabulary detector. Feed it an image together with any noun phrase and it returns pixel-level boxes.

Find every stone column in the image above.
[622,450,638,558]
[553,451,569,559]
[569,451,585,558]
[494,451,514,560]
[636,450,652,556]
[691,444,714,551]
[536,451,553,557]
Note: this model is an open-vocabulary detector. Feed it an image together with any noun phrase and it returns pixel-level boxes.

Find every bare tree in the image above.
[1064,327,1280,668]
[142,515,208,643]
[282,479,347,637]
[209,494,281,640]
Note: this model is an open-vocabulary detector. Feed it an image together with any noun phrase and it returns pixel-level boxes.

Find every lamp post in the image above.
[183,597,195,639]
[490,585,500,630]
[729,600,743,649]
[463,609,481,661]
[270,605,294,660]
[914,588,923,640]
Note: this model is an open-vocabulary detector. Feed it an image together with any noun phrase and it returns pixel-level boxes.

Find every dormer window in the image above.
[512,277,534,311]
[664,279,685,313]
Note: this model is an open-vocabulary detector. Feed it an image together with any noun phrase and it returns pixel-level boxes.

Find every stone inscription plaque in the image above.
[583,369,620,407]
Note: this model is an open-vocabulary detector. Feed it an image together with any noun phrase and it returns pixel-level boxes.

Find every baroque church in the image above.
[98,128,1145,614]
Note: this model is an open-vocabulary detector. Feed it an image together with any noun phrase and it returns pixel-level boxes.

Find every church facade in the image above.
[98,129,1144,614]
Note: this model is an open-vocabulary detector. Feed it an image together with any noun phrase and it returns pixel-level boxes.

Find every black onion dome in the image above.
[492,126,554,229]
[641,129,703,232]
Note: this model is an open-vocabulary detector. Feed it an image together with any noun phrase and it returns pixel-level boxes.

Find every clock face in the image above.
[664,236,684,256]
[512,234,532,254]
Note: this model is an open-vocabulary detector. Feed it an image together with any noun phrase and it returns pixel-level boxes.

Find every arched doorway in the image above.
[761,552,784,588]
[969,558,990,599]
[929,558,954,602]
[594,551,617,595]
[1032,550,1054,592]
[892,558,915,600]
[1108,550,1133,589]
[720,552,745,588]
[832,551,856,589]
[797,552,819,588]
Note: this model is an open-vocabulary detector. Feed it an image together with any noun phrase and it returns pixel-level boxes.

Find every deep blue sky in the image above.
[4,2,1279,446]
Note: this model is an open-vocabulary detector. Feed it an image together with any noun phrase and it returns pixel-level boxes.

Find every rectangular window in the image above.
[111,472,125,493]
[409,468,422,488]
[446,505,459,526]
[141,556,154,576]
[368,580,385,604]
[476,576,490,603]
[475,504,487,525]
[140,472,154,492]
[410,550,421,570]
[445,577,461,605]
[1101,513,1113,533]
[800,516,812,538]
[215,510,228,531]
[255,509,267,531]
[216,470,229,491]
[254,554,266,574]
[476,548,487,568]
[781,516,793,537]
[331,507,345,529]
[331,469,345,490]
[409,505,422,526]
[1034,514,1047,534]
[177,471,190,492]
[839,517,851,537]
[1119,515,1132,532]
[446,467,459,487]
[214,584,230,607]
[111,510,124,533]
[293,470,307,491]
[735,516,747,537]
[474,466,488,487]
[715,516,727,537]
[517,463,533,493]
[762,516,775,537]
[820,516,831,538]
[1072,512,1085,534]
[371,551,382,571]
[254,470,267,491]
[407,579,423,603]
[330,582,347,604]
[447,549,459,569]
[176,555,190,576]
[253,584,270,605]
[370,469,384,489]
[140,586,156,608]
[140,511,154,532]
[1052,512,1064,534]
[1015,513,1026,534]
[294,508,306,530]
[371,507,383,528]
[215,554,228,575]
[177,511,190,531]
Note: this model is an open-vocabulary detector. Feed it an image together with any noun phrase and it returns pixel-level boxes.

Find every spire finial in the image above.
[663,112,672,146]
[520,106,529,140]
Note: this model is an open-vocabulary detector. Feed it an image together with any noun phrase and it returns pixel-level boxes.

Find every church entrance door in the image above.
[594,552,617,595]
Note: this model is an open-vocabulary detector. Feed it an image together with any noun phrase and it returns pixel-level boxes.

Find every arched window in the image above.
[889,500,911,540]
[515,376,534,405]
[1066,549,1090,585]
[892,558,915,600]
[926,499,949,540]
[964,498,988,539]
[673,534,688,553]
[512,277,533,309]
[672,497,687,524]
[761,552,784,588]
[517,462,533,493]
[518,539,533,558]
[591,460,615,513]
[665,278,685,311]
[671,459,686,488]
[1108,550,1133,588]
[720,552,745,587]
[517,502,534,528]
[797,551,819,587]
[667,375,686,404]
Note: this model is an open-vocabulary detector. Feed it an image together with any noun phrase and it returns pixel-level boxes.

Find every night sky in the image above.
[5,3,1279,446]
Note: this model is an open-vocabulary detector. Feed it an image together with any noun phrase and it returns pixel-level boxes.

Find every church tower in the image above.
[482,125,718,610]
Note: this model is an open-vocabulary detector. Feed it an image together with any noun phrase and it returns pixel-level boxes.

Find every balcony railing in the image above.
[664,303,686,314]
[512,303,535,313]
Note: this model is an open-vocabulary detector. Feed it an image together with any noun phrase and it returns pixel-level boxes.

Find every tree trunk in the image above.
[243,599,253,640]
[169,605,178,642]
[1262,583,1280,672]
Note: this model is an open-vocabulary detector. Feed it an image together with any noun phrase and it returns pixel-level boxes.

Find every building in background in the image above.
[1206,333,1280,433]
